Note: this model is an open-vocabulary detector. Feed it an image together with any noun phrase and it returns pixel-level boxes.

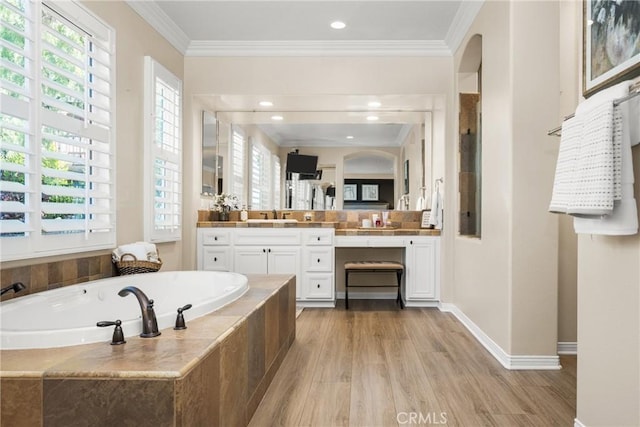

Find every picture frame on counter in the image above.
[421,210,433,229]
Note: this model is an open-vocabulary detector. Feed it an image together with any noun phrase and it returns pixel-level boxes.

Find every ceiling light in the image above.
[259,100,273,107]
[368,101,381,108]
[330,21,346,30]
[346,135,354,139]
[366,115,379,121]
[271,115,283,121]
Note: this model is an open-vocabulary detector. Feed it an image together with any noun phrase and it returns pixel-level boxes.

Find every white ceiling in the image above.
[128,1,481,147]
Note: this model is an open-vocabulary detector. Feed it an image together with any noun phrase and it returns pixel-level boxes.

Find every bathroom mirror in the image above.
[198,94,443,210]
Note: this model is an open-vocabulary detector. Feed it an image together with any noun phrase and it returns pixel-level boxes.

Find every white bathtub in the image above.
[0,271,248,350]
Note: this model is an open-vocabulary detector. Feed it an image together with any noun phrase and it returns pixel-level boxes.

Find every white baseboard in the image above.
[574,418,586,427]
[439,303,561,370]
[557,342,577,355]
[296,301,335,308]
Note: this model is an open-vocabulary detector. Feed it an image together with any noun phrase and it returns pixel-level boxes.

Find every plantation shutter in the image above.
[230,126,245,203]
[144,56,182,243]
[250,142,270,210]
[1,0,115,260]
[272,154,281,209]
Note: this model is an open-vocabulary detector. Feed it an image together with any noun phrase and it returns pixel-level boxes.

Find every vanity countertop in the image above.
[196,221,440,236]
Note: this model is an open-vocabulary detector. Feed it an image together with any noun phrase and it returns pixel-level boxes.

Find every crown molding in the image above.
[126,1,190,54]
[186,39,452,57]
[444,0,484,55]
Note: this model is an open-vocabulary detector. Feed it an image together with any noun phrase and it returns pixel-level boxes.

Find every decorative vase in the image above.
[219,206,230,221]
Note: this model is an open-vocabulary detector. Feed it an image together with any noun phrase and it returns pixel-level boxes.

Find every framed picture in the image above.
[361,184,379,201]
[421,210,432,228]
[583,0,640,97]
[343,184,357,201]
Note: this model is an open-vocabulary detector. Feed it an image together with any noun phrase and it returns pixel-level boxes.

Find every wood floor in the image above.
[249,300,576,427]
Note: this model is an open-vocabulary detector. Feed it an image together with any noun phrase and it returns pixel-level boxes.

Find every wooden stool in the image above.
[344,261,404,310]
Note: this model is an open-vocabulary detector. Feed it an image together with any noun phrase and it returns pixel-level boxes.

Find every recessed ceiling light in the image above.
[366,115,379,121]
[271,115,283,121]
[330,21,346,30]
[346,135,354,139]
[259,100,273,107]
[368,101,381,108]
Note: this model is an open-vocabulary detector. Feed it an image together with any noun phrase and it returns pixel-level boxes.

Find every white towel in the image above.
[428,190,442,229]
[549,115,583,213]
[549,80,631,216]
[574,98,638,235]
[112,242,159,262]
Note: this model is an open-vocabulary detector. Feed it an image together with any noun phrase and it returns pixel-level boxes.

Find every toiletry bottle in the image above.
[375,214,382,228]
[240,205,248,222]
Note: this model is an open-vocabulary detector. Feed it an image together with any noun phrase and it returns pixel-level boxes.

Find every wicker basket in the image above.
[115,252,162,275]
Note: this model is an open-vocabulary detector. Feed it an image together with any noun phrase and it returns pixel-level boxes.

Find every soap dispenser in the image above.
[240,205,248,221]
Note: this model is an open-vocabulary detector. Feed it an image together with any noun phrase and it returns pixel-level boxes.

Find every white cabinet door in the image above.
[267,247,301,275]
[202,247,232,271]
[406,238,437,300]
[234,247,269,274]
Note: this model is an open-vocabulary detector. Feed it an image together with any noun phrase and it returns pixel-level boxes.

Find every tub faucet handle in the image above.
[174,304,192,330]
[97,320,126,345]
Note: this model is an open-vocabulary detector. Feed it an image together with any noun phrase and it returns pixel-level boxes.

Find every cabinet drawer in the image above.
[234,229,301,245]
[304,247,333,272]
[304,229,334,246]
[201,229,231,245]
[202,247,232,271]
[304,273,334,299]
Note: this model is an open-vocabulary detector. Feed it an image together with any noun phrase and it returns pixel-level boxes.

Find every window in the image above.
[0,0,115,261]
[272,154,281,209]
[144,57,182,242]
[230,125,245,203]
[250,141,271,210]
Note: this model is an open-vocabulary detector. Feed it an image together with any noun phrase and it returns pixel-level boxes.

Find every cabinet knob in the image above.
[214,257,217,262]
[214,236,218,241]
[317,284,321,288]
[317,237,320,241]
[317,258,321,263]
[263,248,266,253]
[410,240,413,245]
[268,248,271,253]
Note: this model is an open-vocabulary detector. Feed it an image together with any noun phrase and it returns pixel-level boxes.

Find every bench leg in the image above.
[396,269,404,309]
[345,269,349,310]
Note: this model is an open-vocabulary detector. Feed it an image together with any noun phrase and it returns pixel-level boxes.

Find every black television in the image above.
[286,153,318,174]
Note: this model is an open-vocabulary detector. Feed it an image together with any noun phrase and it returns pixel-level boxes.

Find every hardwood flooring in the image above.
[249,300,576,427]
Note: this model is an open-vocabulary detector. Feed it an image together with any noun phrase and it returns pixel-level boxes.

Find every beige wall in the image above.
[448,0,560,356]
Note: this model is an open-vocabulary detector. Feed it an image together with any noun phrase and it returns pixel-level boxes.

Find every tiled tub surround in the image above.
[0,274,296,427]
[0,253,115,302]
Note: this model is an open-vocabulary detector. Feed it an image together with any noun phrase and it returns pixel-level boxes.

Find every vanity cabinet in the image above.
[196,227,335,306]
[405,238,439,301]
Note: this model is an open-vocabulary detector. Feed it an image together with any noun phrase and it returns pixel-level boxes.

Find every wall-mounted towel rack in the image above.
[548,82,640,137]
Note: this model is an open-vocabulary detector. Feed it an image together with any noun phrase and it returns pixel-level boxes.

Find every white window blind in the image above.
[230,126,245,202]
[0,0,115,260]
[143,56,182,243]
[272,154,281,209]
[250,142,271,210]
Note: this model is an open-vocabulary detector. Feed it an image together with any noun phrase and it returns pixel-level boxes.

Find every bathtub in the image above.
[0,270,249,350]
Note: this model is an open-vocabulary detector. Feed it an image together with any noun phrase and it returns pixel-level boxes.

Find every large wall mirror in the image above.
[198,95,444,211]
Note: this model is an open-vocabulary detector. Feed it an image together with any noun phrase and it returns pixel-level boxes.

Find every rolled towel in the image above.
[116,243,151,262]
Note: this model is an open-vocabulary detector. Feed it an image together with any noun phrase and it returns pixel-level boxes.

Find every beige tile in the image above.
[175,347,220,427]
[264,296,279,370]
[1,378,42,427]
[247,305,265,396]
[219,322,248,427]
[30,264,49,294]
[43,378,174,426]
[60,260,77,282]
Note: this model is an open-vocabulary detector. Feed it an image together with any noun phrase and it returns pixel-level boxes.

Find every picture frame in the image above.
[361,184,379,201]
[343,184,357,201]
[421,210,432,229]
[583,0,640,97]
